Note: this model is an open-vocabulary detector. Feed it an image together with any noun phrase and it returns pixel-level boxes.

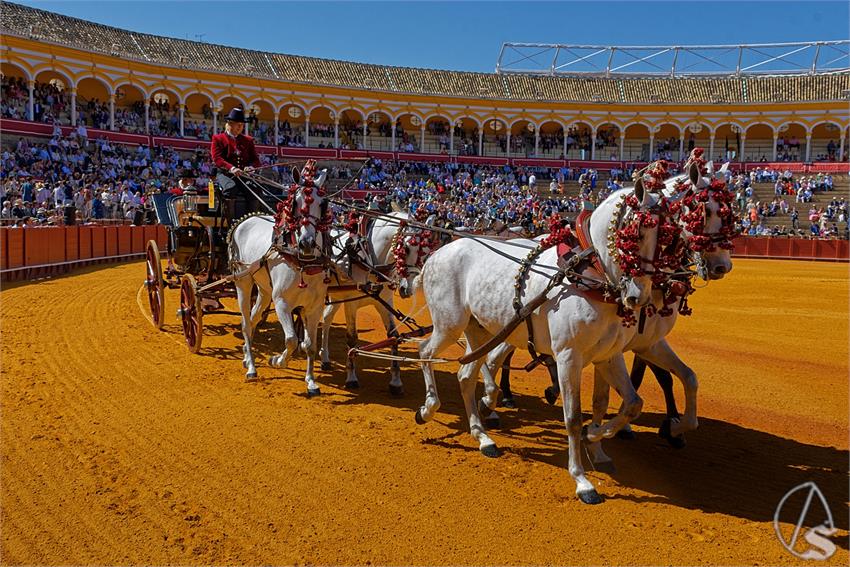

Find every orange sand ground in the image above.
[1,258,847,565]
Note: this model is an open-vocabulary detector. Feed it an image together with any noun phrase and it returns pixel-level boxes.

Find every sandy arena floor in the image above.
[1,258,847,565]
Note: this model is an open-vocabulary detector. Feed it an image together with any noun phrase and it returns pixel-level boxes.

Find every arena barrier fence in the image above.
[0,226,845,285]
[3,118,848,173]
[733,236,849,262]
[0,224,168,282]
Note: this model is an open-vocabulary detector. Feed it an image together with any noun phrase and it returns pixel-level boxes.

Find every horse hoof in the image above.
[245,372,258,383]
[499,397,517,409]
[615,428,636,441]
[344,380,360,390]
[307,387,321,398]
[388,384,404,398]
[480,444,501,458]
[414,408,426,425]
[320,361,332,372]
[484,413,501,430]
[577,489,604,505]
[544,386,559,406]
[659,418,687,449]
[593,460,616,475]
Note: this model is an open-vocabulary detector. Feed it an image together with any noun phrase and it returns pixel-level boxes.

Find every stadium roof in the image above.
[497,41,850,77]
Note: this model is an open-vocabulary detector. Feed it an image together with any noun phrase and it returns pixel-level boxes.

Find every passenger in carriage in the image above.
[210,107,261,221]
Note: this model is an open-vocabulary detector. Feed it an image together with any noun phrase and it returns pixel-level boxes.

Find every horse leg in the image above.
[415,325,463,425]
[343,301,360,389]
[498,348,517,408]
[235,277,259,381]
[319,302,340,372]
[543,355,560,405]
[302,306,323,397]
[584,355,643,443]
[268,296,298,370]
[377,296,404,397]
[636,339,697,443]
[479,342,510,428]
[459,323,500,456]
[585,366,615,473]
[554,349,602,504]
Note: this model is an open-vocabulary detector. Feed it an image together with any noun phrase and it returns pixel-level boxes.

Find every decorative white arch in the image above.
[0,60,33,82]
[277,101,308,116]
[31,65,73,88]
[73,74,114,97]
[113,81,150,101]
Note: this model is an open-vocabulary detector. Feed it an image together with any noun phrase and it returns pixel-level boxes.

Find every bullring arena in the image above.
[1,2,849,566]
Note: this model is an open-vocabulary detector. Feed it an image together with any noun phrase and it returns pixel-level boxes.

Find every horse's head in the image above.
[592,176,665,310]
[666,149,739,280]
[277,160,331,258]
[392,217,439,299]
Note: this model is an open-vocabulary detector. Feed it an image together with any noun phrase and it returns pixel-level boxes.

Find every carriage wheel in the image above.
[145,240,165,330]
[180,274,204,353]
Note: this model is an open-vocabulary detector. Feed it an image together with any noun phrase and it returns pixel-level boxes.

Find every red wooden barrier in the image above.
[65,226,79,262]
[143,225,158,246]
[5,229,23,268]
[156,225,168,249]
[24,229,49,266]
[0,228,7,271]
[90,226,106,258]
[46,227,65,264]
[116,226,132,255]
[131,226,145,253]
[78,226,92,260]
[104,226,118,256]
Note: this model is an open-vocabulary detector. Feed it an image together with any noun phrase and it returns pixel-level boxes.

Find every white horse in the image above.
[412,177,668,504]
[480,159,737,472]
[320,211,432,395]
[228,165,331,395]
[583,158,737,467]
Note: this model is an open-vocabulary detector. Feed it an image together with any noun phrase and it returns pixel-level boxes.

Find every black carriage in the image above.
[143,175,285,352]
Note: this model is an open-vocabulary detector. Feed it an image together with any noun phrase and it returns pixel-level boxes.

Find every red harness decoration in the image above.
[676,148,741,252]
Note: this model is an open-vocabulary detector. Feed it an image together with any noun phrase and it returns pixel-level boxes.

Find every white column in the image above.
[70,89,77,126]
[391,123,396,151]
[363,121,368,148]
[27,80,34,121]
[333,119,339,148]
[679,135,685,161]
[109,95,116,131]
[839,133,846,162]
[478,129,483,156]
[619,134,625,161]
[563,130,567,159]
[420,125,426,152]
[648,134,655,161]
[739,136,746,162]
[144,102,150,134]
[805,134,812,162]
[772,134,778,161]
[305,117,310,147]
[534,130,539,156]
[178,104,185,137]
[274,117,279,146]
[709,134,715,162]
[590,127,597,160]
[506,131,511,157]
[212,110,217,134]
[449,126,454,154]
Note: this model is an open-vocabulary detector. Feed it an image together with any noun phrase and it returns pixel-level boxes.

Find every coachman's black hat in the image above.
[224,107,247,123]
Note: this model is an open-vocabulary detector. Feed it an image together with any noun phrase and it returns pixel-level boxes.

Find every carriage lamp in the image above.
[183,188,199,213]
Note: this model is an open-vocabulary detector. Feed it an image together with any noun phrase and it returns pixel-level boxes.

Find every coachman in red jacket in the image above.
[211,107,262,219]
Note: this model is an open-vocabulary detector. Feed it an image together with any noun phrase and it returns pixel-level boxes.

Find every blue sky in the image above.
[13,1,850,72]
